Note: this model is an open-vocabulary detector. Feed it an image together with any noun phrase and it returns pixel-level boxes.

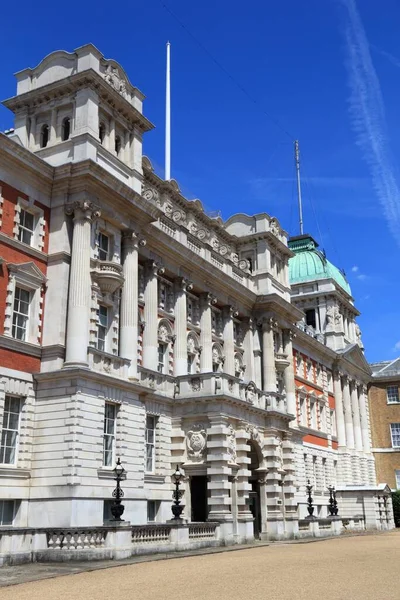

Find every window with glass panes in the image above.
[12,287,30,341]
[387,386,400,404]
[0,396,21,465]
[146,415,157,472]
[158,344,166,373]
[97,305,108,351]
[0,500,15,526]
[390,423,400,448]
[98,232,109,261]
[103,403,116,466]
[147,500,159,522]
[187,353,194,374]
[396,470,400,490]
[18,209,35,245]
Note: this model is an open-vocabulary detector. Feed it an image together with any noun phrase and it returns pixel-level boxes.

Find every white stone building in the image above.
[0,45,393,560]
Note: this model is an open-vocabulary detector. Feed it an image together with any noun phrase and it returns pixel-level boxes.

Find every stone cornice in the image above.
[3,69,154,133]
[0,231,48,262]
[292,284,359,316]
[255,293,304,325]
[0,133,54,185]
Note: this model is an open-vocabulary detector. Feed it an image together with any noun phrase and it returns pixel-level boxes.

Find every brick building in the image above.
[369,359,400,490]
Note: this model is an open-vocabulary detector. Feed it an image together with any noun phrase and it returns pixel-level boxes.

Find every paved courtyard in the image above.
[2,531,399,600]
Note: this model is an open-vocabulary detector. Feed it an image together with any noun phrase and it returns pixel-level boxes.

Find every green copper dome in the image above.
[288,235,351,295]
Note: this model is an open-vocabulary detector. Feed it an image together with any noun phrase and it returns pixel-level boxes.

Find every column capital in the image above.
[223,305,239,319]
[200,292,217,306]
[122,229,146,249]
[66,200,101,222]
[174,276,193,292]
[260,316,278,332]
[146,260,164,276]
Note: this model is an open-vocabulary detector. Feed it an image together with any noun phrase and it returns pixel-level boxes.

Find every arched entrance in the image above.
[247,440,262,539]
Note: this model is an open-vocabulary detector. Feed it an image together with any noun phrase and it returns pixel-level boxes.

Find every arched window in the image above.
[99,122,106,145]
[40,124,49,148]
[61,117,71,141]
[115,135,121,156]
[187,332,200,374]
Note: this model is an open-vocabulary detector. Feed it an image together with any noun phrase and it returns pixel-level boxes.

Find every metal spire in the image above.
[294,140,304,235]
[165,42,171,181]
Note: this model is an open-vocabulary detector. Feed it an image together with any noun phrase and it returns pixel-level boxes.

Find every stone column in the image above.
[174,278,192,376]
[253,326,262,389]
[109,118,115,152]
[257,473,268,536]
[142,261,160,370]
[262,318,276,393]
[119,231,144,379]
[200,293,215,373]
[223,306,236,376]
[342,376,355,449]
[243,318,255,382]
[50,108,57,142]
[29,115,36,149]
[124,130,130,164]
[351,380,363,451]
[359,384,371,453]
[235,422,253,540]
[283,329,296,417]
[333,370,347,447]
[64,200,99,367]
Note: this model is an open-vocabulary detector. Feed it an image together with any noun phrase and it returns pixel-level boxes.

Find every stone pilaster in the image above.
[359,384,371,453]
[206,417,233,528]
[262,318,277,393]
[333,370,347,447]
[263,430,285,539]
[235,422,253,539]
[243,318,255,382]
[50,108,57,142]
[142,261,161,370]
[119,231,144,378]
[64,200,100,367]
[342,375,355,449]
[281,432,298,536]
[174,278,192,376]
[283,329,296,417]
[222,306,236,376]
[199,293,215,373]
[29,114,36,149]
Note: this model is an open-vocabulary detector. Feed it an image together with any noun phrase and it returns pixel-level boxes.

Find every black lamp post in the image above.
[110,457,125,521]
[171,464,184,520]
[306,479,315,518]
[328,485,339,517]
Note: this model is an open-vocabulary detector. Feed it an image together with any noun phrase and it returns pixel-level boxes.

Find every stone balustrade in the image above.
[131,524,171,544]
[88,347,131,379]
[47,528,106,550]
[188,522,218,539]
[138,367,176,396]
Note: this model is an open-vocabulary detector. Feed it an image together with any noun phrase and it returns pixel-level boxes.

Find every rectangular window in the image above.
[333,460,338,486]
[387,386,400,404]
[310,401,317,429]
[97,305,108,352]
[299,397,306,426]
[330,409,337,437]
[396,470,400,490]
[187,354,194,374]
[390,423,400,448]
[0,500,15,526]
[98,232,109,261]
[146,415,157,472]
[158,344,166,374]
[187,298,193,322]
[0,396,22,465]
[159,283,167,309]
[147,500,159,522]
[103,403,116,467]
[322,458,327,489]
[305,308,316,329]
[12,287,30,341]
[312,456,317,488]
[18,209,35,246]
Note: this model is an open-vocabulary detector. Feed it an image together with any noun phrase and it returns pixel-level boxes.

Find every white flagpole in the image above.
[165,41,171,181]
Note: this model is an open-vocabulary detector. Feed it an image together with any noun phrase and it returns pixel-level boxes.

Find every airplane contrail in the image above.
[339,0,400,244]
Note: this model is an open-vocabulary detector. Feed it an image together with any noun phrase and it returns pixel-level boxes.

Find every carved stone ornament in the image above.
[187,423,207,460]
[191,378,201,392]
[245,424,261,445]
[227,424,237,463]
[269,218,281,237]
[104,64,127,97]
[245,382,256,404]
[142,187,159,203]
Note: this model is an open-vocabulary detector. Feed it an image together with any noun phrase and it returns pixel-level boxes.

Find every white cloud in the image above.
[339,0,400,246]
[357,273,367,281]
[393,341,400,351]
[351,265,359,272]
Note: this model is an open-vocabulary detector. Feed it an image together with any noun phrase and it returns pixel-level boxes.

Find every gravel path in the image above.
[2,531,399,600]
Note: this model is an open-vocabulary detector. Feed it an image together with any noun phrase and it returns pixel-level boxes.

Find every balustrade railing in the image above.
[131,524,171,544]
[46,528,106,550]
[188,522,218,539]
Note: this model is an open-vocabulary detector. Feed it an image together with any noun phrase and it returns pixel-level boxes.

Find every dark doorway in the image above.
[190,476,208,522]
[248,440,262,539]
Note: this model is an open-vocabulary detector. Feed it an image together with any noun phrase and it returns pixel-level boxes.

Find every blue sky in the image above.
[0,0,399,363]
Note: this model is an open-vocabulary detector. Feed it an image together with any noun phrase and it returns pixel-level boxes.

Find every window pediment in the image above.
[7,262,47,288]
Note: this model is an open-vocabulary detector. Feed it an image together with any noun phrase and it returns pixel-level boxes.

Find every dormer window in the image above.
[61,117,71,141]
[99,123,106,145]
[115,135,121,156]
[40,124,49,148]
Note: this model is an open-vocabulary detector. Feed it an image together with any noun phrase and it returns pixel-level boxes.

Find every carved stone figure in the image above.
[227,424,237,463]
[187,423,207,460]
